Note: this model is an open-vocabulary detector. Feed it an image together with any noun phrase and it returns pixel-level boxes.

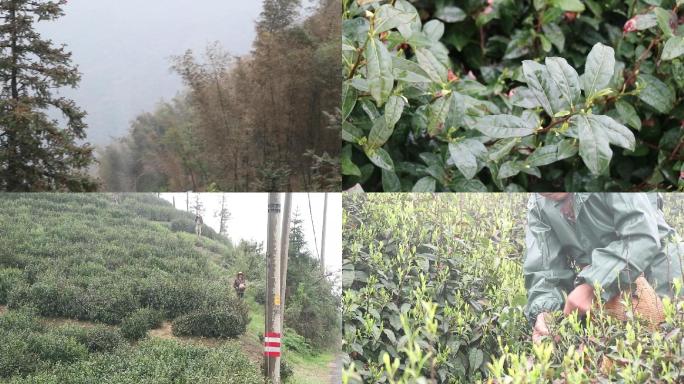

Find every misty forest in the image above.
[0,0,340,192]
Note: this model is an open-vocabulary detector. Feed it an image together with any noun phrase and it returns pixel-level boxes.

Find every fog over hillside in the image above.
[37,0,262,144]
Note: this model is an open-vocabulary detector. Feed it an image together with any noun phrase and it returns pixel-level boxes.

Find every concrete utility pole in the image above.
[279,194,292,328]
[265,193,283,384]
[320,193,328,274]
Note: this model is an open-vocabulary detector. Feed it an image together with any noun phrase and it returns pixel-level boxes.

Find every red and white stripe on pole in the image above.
[264,332,281,357]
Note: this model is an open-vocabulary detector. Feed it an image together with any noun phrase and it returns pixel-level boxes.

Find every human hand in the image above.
[563,283,594,315]
[532,312,550,344]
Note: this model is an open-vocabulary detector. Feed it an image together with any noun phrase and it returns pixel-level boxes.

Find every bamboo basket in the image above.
[599,276,665,375]
[601,275,665,328]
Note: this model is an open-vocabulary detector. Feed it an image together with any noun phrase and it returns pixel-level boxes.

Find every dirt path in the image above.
[0,305,6,315]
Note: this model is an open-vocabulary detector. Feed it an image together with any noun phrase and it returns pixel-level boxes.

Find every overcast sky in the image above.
[37,0,263,144]
[160,193,342,282]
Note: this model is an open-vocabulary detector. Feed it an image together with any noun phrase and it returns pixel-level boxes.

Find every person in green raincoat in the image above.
[524,193,684,343]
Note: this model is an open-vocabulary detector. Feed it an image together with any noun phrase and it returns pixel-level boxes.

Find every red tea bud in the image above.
[624,18,637,33]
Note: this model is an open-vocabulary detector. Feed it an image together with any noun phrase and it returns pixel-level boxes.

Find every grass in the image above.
[242,297,339,383]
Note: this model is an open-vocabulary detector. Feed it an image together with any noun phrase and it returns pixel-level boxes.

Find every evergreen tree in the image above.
[0,0,95,191]
[191,194,204,217]
[257,0,301,33]
[215,193,231,236]
[284,209,340,348]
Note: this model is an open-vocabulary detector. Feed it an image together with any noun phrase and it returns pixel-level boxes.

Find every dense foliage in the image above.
[0,193,340,382]
[283,214,342,348]
[99,0,340,192]
[120,308,165,341]
[342,193,684,383]
[0,194,245,329]
[0,309,262,383]
[172,305,249,338]
[342,0,684,192]
[0,0,96,191]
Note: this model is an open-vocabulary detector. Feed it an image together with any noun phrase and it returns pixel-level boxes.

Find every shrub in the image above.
[120,308,163,341]
[0,308,43,334]
[84,326,126,353]
[0,332,37,378]
[0,268,23,305]
[7,279,86,319]
[252,280,266,304]
[282,328,313,355]
[172,305,249,338]
[27,333,88,364]
[12,338,264,383]
[342,0,684,192]
[342,193,684,383]
[82,282,138,324]
[342,194,540,383]
[170,217,195,234]
[53,324,125,353]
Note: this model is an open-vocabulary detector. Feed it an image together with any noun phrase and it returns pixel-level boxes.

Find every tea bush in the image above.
[342,193,684,383]
[342,0,684,192]
[27,333,89,364]
[120,308,164,341]
[0,310,88,378]
[172,304,249,339]
[54,325,126,353]
[0,193,336,381]
[0,194,241,330]
[0,268,22,304]
[7,338,263,384]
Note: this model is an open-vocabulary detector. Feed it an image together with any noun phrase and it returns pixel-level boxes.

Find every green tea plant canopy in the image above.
[342,0,684,192]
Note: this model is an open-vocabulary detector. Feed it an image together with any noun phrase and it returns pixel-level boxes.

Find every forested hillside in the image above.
[0,194,340,382]
[98,0,341,192]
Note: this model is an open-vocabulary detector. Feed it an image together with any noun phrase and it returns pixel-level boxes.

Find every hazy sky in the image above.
[37,0,263,144]
[160,193,342,282]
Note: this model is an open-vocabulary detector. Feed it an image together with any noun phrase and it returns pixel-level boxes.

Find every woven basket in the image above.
[601,276,665,328]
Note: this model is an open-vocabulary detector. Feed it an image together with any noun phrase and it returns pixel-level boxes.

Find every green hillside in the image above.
[0,194,338,383]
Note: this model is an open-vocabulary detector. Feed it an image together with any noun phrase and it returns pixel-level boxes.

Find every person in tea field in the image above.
[233,271,246,299]
[524,193,684,343]
[195,214,203,238]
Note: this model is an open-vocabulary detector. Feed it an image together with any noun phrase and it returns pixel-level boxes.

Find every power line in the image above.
[307,193,320,260]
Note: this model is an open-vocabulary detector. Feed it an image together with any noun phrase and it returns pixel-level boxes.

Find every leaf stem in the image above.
[348,36,370,80]
[621,37,660,93]
[537,115,572,134]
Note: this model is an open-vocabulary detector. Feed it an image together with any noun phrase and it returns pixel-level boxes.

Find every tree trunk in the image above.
[9,1,18,101]
[6,1,20,190]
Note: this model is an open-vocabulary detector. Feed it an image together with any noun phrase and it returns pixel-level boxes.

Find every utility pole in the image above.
[320,193,328,274]
[172,196,176,209]
[279,194,292,328]
[186,191,189,212]
[265,193,283,384]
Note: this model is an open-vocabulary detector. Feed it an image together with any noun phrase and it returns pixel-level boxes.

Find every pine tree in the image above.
[191,194,204,217]
[215,193,231,236]
[257,0,301,33]
[0,0,95,191]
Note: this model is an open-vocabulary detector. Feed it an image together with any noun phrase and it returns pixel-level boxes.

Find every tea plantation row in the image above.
[343,193,684,383]
[0,194,257,381]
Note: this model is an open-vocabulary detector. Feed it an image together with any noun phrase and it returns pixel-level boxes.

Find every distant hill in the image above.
[37,0,262,144]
